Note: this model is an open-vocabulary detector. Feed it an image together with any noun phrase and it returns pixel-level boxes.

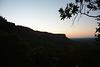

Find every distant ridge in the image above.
[15,25,72,46]
[16,25,67,39]
[0,16,73,47]
[70,38,95,44]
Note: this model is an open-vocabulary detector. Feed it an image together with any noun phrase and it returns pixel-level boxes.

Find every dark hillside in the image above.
[0,16,100,67]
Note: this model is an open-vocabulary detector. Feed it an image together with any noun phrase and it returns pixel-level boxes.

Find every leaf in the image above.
[75,0,79,3]
[69,3,73,7]
[59,8,64,14]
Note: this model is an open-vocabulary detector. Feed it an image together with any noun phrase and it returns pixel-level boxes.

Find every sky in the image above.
[0,0,99,38]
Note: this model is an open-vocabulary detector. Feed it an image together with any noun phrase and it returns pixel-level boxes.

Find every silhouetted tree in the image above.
[95,22,100,44]
[58,0,100,44]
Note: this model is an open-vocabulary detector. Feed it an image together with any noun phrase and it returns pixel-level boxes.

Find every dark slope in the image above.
[1,16,100,67]
[0,16,77,67]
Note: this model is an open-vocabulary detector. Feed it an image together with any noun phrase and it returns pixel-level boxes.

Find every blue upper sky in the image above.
[0,0,99,38]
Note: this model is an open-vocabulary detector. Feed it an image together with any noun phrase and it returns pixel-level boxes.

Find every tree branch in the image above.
[80,12,100,18]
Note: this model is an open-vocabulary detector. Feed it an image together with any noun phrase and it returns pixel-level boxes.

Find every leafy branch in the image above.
[58,0,100,44]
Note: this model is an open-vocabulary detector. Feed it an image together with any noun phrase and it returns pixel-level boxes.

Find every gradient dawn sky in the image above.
[0,0,99,38]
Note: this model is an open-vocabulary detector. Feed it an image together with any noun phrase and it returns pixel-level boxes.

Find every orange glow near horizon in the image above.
[66,33,94,38]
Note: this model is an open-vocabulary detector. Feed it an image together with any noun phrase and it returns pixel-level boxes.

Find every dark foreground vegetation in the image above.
[0,16,100,67]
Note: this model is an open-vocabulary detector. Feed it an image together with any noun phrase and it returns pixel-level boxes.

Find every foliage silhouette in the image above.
[59,0,100,44]
[95,22,100,44]
[59,0,100,20]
